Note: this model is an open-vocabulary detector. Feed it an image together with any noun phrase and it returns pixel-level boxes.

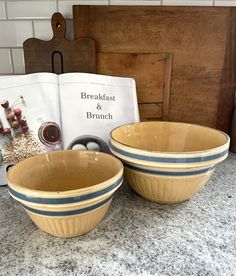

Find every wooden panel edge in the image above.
[163,53,172,121]
[73,5,90,38]
[216,8,236,133]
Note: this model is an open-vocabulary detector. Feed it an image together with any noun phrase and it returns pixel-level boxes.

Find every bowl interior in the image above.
[8,151,122,192]
[111,122,228,153]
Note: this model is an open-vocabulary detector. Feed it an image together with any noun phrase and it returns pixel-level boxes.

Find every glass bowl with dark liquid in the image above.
[38,122,61,147]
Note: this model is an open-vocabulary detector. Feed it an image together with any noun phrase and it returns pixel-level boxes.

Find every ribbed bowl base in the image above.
[25,201,111,238]
[125,169,213,203]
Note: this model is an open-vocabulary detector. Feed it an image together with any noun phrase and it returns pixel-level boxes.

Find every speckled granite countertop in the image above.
[1,154,236,276]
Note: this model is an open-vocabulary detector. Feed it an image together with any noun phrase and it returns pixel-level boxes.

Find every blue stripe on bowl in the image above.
[8,177,123,205]
[124,163,215,176]
[109,142,228,164]
[21,194,113,217]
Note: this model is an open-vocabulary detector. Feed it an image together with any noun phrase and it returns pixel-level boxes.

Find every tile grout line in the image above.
[9,48,15,74]
[0,18,52,21]
[31,20,35,37]
[0,73,22,75]
[3,0,56,1]
[0,47,23,49]
[56,0,59,12]
[101,0,214,4]
[4,0,8,19]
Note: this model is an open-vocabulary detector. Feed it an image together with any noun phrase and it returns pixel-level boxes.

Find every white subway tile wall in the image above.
[0,1,6,19]
[162,0,213,5]
[110,1,161,5]
[7,0,57,19]
[0,21,33,47]
[65,19,74,40]
[215,0,236,6]
[0,49,13,73]
[33,20,53,40]
[11,48,25,74]
[0,0,235,74]
[58,0,108,18]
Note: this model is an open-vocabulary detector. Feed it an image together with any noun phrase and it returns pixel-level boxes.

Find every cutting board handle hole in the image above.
[51,51,64,74]
[56,23,61,29]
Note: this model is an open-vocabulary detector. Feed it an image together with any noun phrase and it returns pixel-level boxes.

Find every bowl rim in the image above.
[7,150,123,197]
[110,121,230,156]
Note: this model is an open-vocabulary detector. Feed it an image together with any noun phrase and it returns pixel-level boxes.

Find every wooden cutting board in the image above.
[23,13,96,74]
[73,5,236,132]
[96,53,172,121]
[73,6,172,121]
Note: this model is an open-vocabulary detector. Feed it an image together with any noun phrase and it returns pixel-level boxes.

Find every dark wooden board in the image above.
[217,8,236,132]
[73,5,236,132]
[24,13,96,74]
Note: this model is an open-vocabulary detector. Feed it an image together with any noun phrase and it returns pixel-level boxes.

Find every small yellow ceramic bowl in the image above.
[110,121,229,203]
[7,150,123,237]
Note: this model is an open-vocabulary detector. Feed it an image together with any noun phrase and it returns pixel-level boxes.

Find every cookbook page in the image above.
[0,73,62,185]
[59,73,139,149]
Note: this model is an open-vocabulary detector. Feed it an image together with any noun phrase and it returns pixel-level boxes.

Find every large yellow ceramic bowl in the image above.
[7,150,123,237]
[110,121,229,203]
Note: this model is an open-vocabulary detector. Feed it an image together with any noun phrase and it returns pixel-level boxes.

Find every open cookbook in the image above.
[0,72,139,185]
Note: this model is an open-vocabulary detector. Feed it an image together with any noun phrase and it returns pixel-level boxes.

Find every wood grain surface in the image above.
[73,6,234,131]
[217,8,236,132]
[24,12,96,74]
[96,53,172,120]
